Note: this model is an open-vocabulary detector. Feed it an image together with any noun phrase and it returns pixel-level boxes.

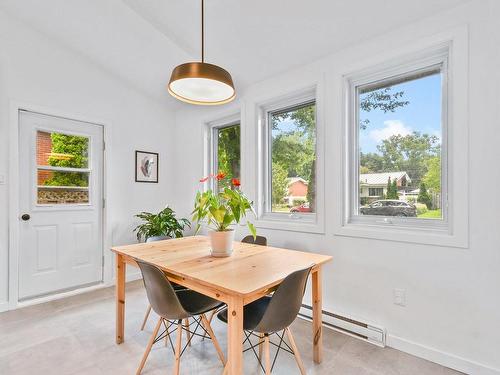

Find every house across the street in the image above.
[360,171,411,202]
[286,177,309,205]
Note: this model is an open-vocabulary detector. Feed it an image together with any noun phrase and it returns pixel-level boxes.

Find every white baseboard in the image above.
[387,334,500,375]
[0,300,9,313]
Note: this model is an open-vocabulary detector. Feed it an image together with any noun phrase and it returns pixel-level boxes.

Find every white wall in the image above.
[0,11,175,308]
[172,2,500,374]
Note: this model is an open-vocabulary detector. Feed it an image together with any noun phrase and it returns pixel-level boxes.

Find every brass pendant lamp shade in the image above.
[168,0,235,105]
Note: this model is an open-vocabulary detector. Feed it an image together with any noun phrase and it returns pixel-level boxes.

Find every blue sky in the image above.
[359,73,442,154]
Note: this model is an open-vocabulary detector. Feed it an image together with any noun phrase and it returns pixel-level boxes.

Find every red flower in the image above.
[231,178,241,187]
[216,171,226,181]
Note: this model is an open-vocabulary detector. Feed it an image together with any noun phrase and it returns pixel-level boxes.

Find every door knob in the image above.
[21,213,30,221]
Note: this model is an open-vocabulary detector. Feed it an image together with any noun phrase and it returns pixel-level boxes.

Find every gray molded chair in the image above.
[141,236,188,332]
[241,235,268,246]
[136,260,226,375]
[218,266,312,375]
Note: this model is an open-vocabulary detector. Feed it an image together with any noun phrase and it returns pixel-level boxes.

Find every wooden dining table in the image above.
[111,235,332,374]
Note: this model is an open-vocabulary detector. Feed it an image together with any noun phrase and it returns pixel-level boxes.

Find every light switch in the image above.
[0,174,5,184]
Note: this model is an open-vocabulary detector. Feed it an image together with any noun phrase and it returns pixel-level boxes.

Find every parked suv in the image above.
[360,200,417,217]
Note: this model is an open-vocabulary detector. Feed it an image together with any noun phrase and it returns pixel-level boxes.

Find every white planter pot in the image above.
[208,229,235,257]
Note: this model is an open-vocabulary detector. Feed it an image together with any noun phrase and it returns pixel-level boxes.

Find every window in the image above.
[368,188,384,197]
[207,121,240,192]
[264,99,317,219]
[346,48,448,228]
[36,130,90,205]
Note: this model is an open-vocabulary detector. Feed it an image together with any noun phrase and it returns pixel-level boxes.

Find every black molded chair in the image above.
[136,260,226,375]
[241,235,268,246]
[141,236,188,332]
[218,266,312,374]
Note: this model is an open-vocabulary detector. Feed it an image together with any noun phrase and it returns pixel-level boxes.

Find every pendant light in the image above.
[168,0,235,105]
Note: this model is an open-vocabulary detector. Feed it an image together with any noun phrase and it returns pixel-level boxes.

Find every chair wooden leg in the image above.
[140,305,152,331]
[202,308,218,341]
[264,334,271,375]
[183,318,191,346]
[201,313,226,365]
[136,317,162,375]
[173,321,183,375]
[258,333,264,361]
[286,327,306,375]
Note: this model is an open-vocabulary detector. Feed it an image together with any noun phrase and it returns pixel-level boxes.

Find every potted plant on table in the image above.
[192,172,256,257]
[134,206,190,242]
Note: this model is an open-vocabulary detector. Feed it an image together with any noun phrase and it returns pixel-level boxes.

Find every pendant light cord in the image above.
[201,0,205,63]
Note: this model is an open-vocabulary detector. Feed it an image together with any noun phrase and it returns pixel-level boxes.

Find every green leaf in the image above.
[209,206,226,224]
[247,222,257,240]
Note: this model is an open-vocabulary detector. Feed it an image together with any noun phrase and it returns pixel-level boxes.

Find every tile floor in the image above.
[0,281,462,375]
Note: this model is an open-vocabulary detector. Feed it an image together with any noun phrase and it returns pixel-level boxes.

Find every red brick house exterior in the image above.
[36,131,52,185]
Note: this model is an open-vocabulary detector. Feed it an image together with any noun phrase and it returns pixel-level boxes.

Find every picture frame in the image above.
[135,150,159,183]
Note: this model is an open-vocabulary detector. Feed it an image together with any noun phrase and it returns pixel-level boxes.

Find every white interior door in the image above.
[18,110,103,301]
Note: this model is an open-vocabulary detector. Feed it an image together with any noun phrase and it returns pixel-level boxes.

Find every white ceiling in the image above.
[1,0,469,109]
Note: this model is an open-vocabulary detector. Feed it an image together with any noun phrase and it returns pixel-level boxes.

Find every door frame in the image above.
[7,101,113,311]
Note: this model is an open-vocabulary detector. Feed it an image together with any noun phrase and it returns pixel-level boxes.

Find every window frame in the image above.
[205,115,241,193]
[258,89,320,226]
[343,45,451,232]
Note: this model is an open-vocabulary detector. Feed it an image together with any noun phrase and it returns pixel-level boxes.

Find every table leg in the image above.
[226,296,243,374]
[116,253,126,344]
[312,267,323,363]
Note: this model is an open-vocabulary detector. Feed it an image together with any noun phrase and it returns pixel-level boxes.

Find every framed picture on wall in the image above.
[135,150,159,183]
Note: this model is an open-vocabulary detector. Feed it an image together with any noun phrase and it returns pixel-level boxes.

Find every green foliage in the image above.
[271,162,289,205]
[359,87,409,129]
[192,177,256,239]
[45,133,89,187]
[385,178,399,199]
[422,157,441,192]
[360,152,384,173]
[217,125,240,185]
[293,198,306,206]
[360,132,440,189]
[417,182,432,209]
[134,206,190,242]
[306,159,316,211]
[418,209,441,218]
[376,132,440,185]
[414,203,428,216]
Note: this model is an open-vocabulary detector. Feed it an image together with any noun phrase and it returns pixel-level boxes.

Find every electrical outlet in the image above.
[393,288,406,307]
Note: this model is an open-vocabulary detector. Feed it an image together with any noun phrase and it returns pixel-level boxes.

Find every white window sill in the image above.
[335,220,468,248]
[255,213,325,234]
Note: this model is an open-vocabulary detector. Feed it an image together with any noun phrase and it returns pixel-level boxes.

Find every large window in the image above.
[265,100,316,218]
[347,50,448,227]
[208,121,240,192]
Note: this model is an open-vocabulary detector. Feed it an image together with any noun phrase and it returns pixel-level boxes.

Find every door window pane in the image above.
[37,131,89,168]
[37,171,89,204]
[36,130,90,205]
[270,102,316,214]
[357,68,443,219]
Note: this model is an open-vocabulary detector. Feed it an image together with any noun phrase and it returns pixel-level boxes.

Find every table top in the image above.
[111,236,332,297]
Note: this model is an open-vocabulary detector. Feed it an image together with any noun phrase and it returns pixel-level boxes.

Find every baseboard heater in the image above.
[298,304,386,347]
